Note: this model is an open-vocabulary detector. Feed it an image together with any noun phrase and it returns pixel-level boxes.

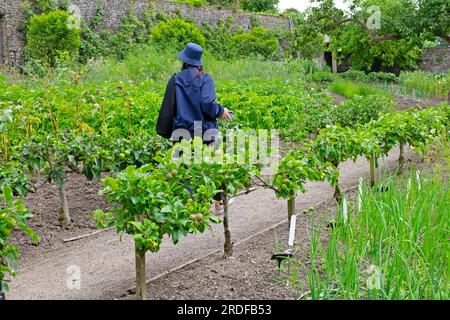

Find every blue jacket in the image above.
[172,66,224,138]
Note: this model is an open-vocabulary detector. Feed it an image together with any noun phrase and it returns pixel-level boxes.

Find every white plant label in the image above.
[288,215,297,247]
[358,177,363,212]
[406,177,412,200]
[416,170,421,190]
[342,194,348,224]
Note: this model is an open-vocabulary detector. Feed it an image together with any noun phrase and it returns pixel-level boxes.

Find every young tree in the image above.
[25,10,81,67]
[240,0,280,13]
[311,0,449,45]
[301,0,449,70]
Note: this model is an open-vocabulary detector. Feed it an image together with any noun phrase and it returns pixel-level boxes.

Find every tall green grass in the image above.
[293,171,449,300]
[398,71,450,99]
[329,79,390,98]
[79,45,316,84]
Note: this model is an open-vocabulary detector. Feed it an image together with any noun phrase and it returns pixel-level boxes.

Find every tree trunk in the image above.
[58,184,71,228]
[223,193,233,258]
[332,51,338,73]
[333,180,341,203]
[0,279,5,300]
[0,257,5,300]
[135,214,147,300]
[287,193,295,225]
[369,156,376,187]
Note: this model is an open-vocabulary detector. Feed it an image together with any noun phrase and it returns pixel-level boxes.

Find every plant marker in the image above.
[288,215,297,247]
[406,178,412,200]
[342,194,348,224]
[416,170,421,190]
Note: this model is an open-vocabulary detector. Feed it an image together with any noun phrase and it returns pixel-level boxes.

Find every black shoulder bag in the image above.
[156,74,177,139]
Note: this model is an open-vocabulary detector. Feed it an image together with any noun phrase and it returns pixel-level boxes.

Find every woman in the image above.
[171,42,231,143]
[168,43,232,213]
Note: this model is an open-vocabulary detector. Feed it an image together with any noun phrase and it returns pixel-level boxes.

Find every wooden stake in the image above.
[135,214,147,300]
[63,227,114,243]
[223,193,233,258]
[58,184,71,227]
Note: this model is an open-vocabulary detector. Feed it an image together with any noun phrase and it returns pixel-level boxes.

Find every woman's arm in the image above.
[200,75,225,120]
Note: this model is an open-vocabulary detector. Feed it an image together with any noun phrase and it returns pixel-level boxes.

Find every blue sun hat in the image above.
[177,43,204,67]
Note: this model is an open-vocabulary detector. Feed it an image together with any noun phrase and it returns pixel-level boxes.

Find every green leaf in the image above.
[2,186,13,204]
[128,221,143,232]
[171,228,183,245]
[130,195,140,205]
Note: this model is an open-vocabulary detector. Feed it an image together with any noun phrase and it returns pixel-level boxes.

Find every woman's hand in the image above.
[220,108,232,120]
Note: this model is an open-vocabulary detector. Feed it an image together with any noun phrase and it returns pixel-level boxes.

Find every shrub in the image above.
[311,71,335,83]
[340,70,368,82]
[367,72,398,83]
[232,27,279,59]
[201,18,237,60]
[106,11,150,60]
[25,10,81,67]
[330,95,396,127]
[175,0,206,5]
[240,0,279,13]
[79,8,155,62]
[341,70,398,84]
[150,18,206,50]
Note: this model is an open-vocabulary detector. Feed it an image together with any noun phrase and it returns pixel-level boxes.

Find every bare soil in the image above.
[330,89,446,111]
[9,172,110,263]
[393,94,446,110]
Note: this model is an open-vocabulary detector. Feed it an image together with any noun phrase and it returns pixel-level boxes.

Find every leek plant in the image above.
[292,171,449,300]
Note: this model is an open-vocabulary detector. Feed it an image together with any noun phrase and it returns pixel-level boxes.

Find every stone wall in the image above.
[69,0,288,33]
[419,48,450,73]
[0,0,289,64]
[0,0,25,64]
